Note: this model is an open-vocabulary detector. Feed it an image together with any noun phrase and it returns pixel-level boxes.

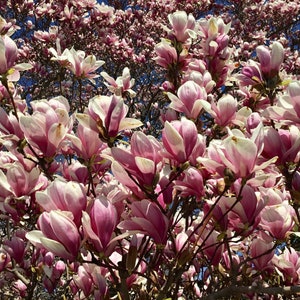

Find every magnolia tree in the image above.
[1,0,300,299]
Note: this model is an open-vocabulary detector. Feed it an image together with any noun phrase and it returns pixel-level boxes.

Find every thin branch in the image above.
[202,285,300,300]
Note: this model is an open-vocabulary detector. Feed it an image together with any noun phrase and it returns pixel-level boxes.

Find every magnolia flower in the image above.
[264,81,300,124]
[174,167,205,200]
[256,41,284,77]
[260,201,295,240]
[118,199,169,245]
[199,17,231,56]
[36,179,87,227]
[167,11,197,42]
[26,211,81,261]
[198,128,276,179]
[154,39,178,68]
[73,264,108,298]
[273,247,300,284]
[49,45,104,82]
[101,67,136,97]
[237,42,284,91]
[263,125,300,165]
[111,131,163,191]
[250,232,275,271]
[199,94,237,127]
[19,97,72,157]
[167,80,206,119]
[0,35,32,81]
[162,117,200,165]
[199,226,224,266]
[77,95,142,145]
[66,122,107,161]
[82,197,118,255]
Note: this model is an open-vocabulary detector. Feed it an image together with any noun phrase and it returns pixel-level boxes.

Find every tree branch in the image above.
[202,285,300,300]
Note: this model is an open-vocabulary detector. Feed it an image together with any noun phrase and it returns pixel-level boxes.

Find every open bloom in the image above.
[272,247,300,285]
[199,94,237,127]
[19,96,73,157]
[118,199,169,245]
[73,264,108,298]
[237,42,284,91]
[263,125,300,166]
[26,211,81,261]
[36,179,87,227]
[66,121,108,166]
[198,128,276,179]
[260,201,295,240]
[167,80,206,119]
[77,95,142,145]
[174,167,205,200]
[0,35,32,81]
[49,46,104,82]
[167,11,197,42]
[264,81,300,124]
[101,67,136,97]
[111,131,163,193]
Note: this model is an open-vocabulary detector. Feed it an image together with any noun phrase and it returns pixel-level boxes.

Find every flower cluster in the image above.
[0,2,300,299]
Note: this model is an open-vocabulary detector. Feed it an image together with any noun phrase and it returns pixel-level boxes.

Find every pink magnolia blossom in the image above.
[166,11,197,42]
[0,35,32,81]
[154,39,178,69]
[256,41,284,77]
[263,125,300,166]
[199,17,231,56]
[72,263,108,298]
[183,59,216,93]
[26,211,81,261]
[198,16,232,87]
[0,16,15,36]
[49,46,104,82]
[82,196,118,255]
[199,226,224,266]
[223,250,242,272]
[272,247,300,285]
[225,182,267,234]
[236,60,264,88]
[78,95,142,145]
[36,179,87,227]
[199,128,276,179]
[66,122,107,161]
[19,97,73,157]
[0,107,23,138]
[48,39,70,67]
[73,264,94,297]
[250,232,275,271]
[264,81,300,124]
[260,201,295,240]
[167,80,206,119]
[237,42,284,91]
[199,94,237,127]
[60,159,89,184]
[111,131,163,193]
[3,162,42,198]
[173,167,205,200]
[162,117,200,165]
[43,260,66,293]
[14,280,27,298]
[118,199,169,245]
[101,67,136,97]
